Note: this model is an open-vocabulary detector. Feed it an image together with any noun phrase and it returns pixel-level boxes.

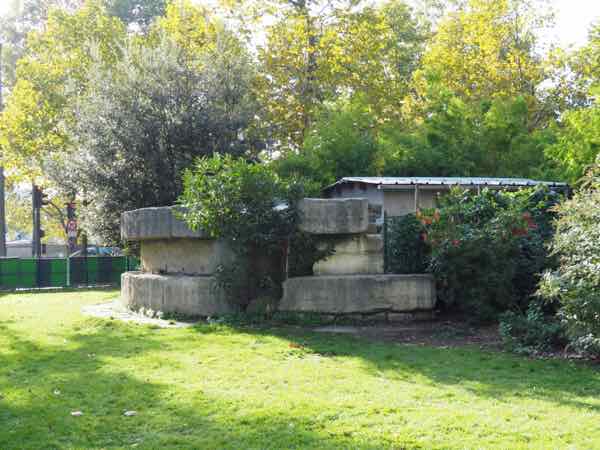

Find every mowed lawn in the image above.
[1,291,600,449]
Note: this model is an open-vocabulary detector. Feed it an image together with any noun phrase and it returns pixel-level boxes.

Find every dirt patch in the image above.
[315,317,502,349]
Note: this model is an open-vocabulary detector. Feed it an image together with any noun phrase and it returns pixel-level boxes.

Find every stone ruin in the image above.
[120,199,436,319]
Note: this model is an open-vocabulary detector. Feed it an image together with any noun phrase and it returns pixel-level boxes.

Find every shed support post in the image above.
[414,185,420,211]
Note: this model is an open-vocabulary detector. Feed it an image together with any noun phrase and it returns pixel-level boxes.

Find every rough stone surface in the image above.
[82,301,195,328]
[121,206,208,241]
[314,234,383,275]
[121,272,233,317]
[299,198,368,235]
[279,274,436,314]
[141,239,233,275]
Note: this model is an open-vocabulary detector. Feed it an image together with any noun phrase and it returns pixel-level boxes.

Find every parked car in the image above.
[69,246,122,257]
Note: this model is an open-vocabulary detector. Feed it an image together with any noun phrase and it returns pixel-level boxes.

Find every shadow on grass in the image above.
[192,322,600,414]
[0,320,383,449]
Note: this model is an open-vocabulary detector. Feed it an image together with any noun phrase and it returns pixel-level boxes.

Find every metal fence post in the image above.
[383,211,388,274]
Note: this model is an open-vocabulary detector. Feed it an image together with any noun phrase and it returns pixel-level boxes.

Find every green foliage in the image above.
[287,232,335,278]
[180,154,307,308]
[499,303,565,355]
[545,97,600,183]
[425,187,560,321]
[275,97,383,188]
[52,34,257,244]
[381,94,553,178]
[385,214,428,274]
[538,160,600,356]
[180,154,302,252]
[255,0,426,148]
[8,289,600,448]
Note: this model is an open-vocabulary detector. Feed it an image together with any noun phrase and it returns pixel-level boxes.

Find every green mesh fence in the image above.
[0,256,140,291]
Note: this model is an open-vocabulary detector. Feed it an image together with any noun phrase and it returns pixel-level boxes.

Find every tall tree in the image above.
[54,34,259,243]
[256,0,426,150]
[544,23,600,182]
[408,0,552,124]
[0,1,125,179]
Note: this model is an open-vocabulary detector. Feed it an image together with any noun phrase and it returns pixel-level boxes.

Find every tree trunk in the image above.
[0,166,5,257]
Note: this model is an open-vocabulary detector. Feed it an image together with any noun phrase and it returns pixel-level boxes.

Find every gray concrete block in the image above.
[169,206,209,239]
[299,198,369,235]
[140,239,234,275]
[314,234,384,275]
[121,272,234,317]
[280,274,436,314]
[121,206,208,241]
[121,207,172,241]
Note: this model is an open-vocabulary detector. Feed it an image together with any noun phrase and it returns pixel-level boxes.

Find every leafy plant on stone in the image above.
[179,154,307,310]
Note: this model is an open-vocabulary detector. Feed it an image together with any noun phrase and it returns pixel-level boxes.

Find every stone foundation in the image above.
[279,274,436,314]
[314,234,383,275]
[121,272,233,317]
[141,239,233,275]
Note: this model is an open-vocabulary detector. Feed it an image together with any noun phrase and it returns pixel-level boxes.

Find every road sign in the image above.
[67,219,77,238]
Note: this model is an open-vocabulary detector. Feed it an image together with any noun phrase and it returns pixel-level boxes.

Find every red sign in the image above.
[67,219,77,238]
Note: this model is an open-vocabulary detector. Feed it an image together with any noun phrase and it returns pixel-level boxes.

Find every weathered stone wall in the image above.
[282,197,437,318]
[121,206,232,317]
[121,272,233,316]
[299,198,368,234]
[313,234,383,275]
[121,206,208,241]
[121,198,436,319]
[141,239,234,275]
[279,274,435,314]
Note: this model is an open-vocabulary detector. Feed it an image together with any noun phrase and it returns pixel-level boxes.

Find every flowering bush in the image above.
[538,161,600,356]
[423,187,560,321]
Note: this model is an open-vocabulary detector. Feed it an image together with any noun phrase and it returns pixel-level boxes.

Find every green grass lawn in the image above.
[1,290,600,449]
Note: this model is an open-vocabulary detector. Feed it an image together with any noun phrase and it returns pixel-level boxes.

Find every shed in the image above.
[322,177,568,226]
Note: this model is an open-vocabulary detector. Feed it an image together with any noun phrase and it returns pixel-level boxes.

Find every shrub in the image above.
[385,214,428,274]
[538,160,600,356]
[424,186,560,321]
[499,304,565,355]
[179,155,305,309]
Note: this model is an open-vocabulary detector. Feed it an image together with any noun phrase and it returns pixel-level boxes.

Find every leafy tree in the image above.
[544,24,600,183]
[54,34,258,244]
[5,185,71,242]
[539,159,600,355]
[103,0,166,29]
[256,0,426,150]
[381,91,553,178]
[274,97,382,188]
[408,0,551,124]
[0,1,125,179]
[152,0,216,55]
[0,0,84,90]
[179,154,306,309]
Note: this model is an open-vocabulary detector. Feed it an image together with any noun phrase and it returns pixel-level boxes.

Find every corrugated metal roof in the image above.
[323,177,568,192]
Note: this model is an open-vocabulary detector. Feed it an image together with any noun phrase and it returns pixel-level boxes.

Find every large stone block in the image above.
[121,206,208,241]
[299,198,368,235]
[140,239,234,275]
[280,274,436,314]
[121,272,234,316]
[314,234,384,275]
